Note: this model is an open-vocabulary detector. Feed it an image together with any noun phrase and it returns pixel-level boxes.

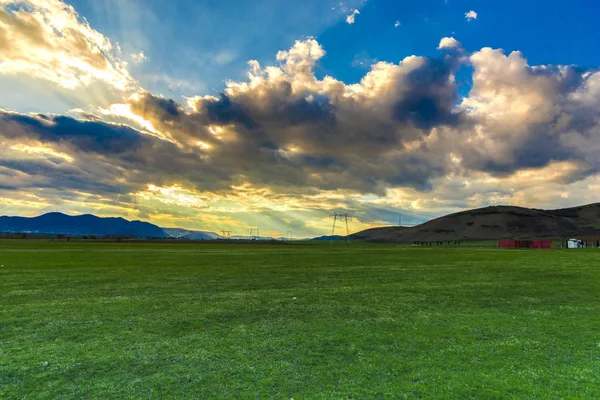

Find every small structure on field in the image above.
[568,239,584,248]
[498,240,552,249]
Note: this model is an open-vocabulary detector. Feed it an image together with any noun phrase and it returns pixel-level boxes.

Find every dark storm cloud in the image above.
[200,93,257,128]
[131,94,183,123]
[0,157,125,194]
[286,95,336,126]
[393,58,461,129]
[1,112,148,154]
[0,110,231,194]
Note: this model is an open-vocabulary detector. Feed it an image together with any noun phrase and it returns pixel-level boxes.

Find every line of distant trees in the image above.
[0,233,289,244]
[0,232,165,241]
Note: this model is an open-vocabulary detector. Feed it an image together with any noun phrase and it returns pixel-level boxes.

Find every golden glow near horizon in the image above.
[126,183,380,236]
[3,171,600,236]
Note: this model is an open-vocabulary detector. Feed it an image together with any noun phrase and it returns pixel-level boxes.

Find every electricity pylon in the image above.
[220,229,232,238]
[330,212,352,246]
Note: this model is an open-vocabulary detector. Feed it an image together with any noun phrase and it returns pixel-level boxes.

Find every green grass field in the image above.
[1,240,599,399]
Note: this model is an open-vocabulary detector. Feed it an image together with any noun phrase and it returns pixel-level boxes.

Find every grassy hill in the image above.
[354,203,600,243]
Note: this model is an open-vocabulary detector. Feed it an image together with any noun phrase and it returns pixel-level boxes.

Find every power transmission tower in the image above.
[221,229,232,238]
[286,230,293,241]
[330,212,352,246]
[249,227,260,240]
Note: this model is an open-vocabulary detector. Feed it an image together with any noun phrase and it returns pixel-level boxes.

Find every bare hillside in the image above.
[353,204,600,243]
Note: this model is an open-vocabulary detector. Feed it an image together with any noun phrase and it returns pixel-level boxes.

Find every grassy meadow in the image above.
[1,240,599,399]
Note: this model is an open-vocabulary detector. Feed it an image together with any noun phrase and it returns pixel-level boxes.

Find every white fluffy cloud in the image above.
[346,9,359,24]
[438,37,461,50]
[465,10,477,21]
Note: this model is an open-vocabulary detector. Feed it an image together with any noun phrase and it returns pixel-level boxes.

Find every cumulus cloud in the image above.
[346,9,359,24]
[465,10,477,21]
[456,48,600,177]
[0,0,135,90]
[438,37,461,50]
[123,39,468,195]
[5,37,600,198]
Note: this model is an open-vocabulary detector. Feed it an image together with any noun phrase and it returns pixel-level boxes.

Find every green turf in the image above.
[1,240,599,399]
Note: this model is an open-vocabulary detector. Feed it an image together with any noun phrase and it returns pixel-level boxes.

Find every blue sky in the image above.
[7,0,597,114]
[2,0,600,236]
[58,0,600,102]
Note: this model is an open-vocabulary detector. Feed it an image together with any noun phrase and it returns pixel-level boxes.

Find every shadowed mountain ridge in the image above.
[352,203,600,243]
[0,212,168,238]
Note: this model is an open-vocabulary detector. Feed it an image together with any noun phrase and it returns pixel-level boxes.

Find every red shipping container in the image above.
[532,240,552,249]
[499,240,551,249]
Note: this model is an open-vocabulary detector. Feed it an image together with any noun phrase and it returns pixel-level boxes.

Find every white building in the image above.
[568,239,584,249]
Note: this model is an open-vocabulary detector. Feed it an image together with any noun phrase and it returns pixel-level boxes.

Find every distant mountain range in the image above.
[5,203,600,242]
[353,203,600,243]
[0,212,168,238]
[0,212,286,240]
[161,227,222,240]
[161,228,285,241]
